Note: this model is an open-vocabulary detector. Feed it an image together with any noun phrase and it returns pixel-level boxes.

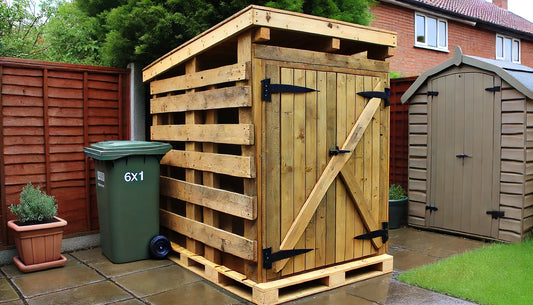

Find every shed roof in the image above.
[143,5,397,82]
[401,46,533,103]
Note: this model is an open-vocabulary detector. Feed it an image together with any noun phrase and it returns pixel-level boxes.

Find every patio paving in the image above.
[0,227,486,304]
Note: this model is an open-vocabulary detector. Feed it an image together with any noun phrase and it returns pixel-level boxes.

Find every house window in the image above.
[415,13,448,51]
[496,34,520,63]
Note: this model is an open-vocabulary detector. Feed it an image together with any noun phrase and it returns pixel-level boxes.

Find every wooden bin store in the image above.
[402,47,533,243]
[143,6,396,304]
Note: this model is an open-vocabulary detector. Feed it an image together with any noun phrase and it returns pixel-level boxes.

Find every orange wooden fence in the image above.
[389,77,416,190]
[0,58,130,246]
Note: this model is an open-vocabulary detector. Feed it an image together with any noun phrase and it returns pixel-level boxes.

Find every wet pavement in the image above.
[0,227,486,304]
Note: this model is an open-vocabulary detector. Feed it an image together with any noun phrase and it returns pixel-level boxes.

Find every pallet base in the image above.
[168,243,393,305]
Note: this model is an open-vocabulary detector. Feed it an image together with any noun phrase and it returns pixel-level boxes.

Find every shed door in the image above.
[262,63,389,279]
[429,72,500,238]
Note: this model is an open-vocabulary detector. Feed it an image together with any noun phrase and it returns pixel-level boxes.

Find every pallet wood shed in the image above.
[143,6,396,304]
[402,47,533,242]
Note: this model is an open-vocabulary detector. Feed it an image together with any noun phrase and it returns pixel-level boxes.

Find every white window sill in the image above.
[414,44,450,53]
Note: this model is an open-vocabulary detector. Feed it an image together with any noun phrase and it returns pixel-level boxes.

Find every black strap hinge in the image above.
[357,88,390,107]
[485,86,501,92]
[262,247,313,269]
[486,211,504,219]
[414,91,439,97]
[329,146,350,156]
[261,78,317,102]
[354,222,388,243]
[426,205,438,212]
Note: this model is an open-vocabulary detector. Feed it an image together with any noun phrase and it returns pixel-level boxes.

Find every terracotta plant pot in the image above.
[7,216,68,272]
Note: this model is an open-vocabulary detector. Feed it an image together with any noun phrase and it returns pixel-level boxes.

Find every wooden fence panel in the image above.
[0,57,130,246]
[389,77,416,190]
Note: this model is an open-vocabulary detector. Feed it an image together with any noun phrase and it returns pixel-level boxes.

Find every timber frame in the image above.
[144,5,396,303]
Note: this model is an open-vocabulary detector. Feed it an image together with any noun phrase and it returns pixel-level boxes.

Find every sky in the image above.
[507,0,533,22]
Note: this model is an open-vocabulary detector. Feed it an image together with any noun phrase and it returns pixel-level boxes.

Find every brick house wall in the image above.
[371,2,533,76]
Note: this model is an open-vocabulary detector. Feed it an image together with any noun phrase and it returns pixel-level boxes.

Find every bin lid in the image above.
[84,141,171,160]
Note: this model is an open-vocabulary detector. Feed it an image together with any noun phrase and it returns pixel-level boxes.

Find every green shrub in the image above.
[389,184,406,200]
[9,183,58,225]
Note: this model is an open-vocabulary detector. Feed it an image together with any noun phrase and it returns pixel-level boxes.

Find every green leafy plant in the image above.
[9,183,58,225]
[389,184,407,200]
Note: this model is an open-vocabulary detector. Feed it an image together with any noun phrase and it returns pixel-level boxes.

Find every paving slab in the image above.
[0,277,19,302]
[71,247,173,278]
[113,264,202,298]
[9,254,104,298]
[144,281,244,305]
[25,280,132,305]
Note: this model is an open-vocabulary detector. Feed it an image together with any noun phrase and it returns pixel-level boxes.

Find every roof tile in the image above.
[407,0,533,35]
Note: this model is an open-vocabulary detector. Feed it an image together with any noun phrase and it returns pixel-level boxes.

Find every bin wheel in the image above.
[150,235,171,259]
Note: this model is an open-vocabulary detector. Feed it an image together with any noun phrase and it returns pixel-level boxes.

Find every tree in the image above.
[71,0,376,67]
[0,0,59,59]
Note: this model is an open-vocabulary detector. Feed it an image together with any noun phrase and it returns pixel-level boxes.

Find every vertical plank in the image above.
[378,74,389,255]
[203,92,220,264]
[325,72,337,266]
[293,68,306,273]
[491,76,502,239]
[280,67,294,276]
[264,63,281,281]
[304,70,317,271]
[335,73,347,263]
[353,75,365,259]
[253,58,264,282]
[238,32,258,281]
[480,73,496,236]
[344,74,356,260]
[463,73,475,233]
[118,74,123,139]
[453,74,465,232]
[314,71,327,268]
[361,76,373,257]
[369,76,381,257]
[185,58,204,255]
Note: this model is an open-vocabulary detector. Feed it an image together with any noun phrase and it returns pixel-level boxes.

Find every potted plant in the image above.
[389,184,408,229]
[7,183,67,272]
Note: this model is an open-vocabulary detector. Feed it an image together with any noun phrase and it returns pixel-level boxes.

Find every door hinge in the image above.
[357,88,391,107]
[354,222,389,243]
[485,86,501,92]
[262,247,313,269]
[415,91,439,97]
[486,210,505,219]
[426,205,438,212]
[261,78,317,102]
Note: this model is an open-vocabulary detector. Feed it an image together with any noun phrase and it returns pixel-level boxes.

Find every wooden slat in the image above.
[274,92,383,272]
[160,209,257,261]
[160,150,255,178]
[150,62,250,95]
[304,69,317,270]
[335,73,347,264]
[253,45,389,73]
[151,124,254,145]
[150,86,251,114]
[160,177,256,220]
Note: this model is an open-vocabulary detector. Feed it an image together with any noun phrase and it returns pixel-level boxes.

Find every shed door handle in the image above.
[456,154,471,158]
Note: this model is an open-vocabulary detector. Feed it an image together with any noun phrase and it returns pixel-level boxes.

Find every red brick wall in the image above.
[371,2,533,76]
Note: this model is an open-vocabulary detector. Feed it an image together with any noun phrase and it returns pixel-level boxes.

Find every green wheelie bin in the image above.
[84,141,171,263]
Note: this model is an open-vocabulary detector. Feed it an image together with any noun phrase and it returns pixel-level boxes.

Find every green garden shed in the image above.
[402,47,533,242]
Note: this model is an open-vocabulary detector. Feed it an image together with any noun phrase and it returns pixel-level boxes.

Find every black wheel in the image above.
[149,235,171,259]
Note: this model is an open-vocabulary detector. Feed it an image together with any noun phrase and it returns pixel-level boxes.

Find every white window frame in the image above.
[414,12,448,52]
[496,34,521,63]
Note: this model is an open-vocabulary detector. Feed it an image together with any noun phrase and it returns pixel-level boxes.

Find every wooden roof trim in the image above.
[401,46,533,102]
[143,5,397,82]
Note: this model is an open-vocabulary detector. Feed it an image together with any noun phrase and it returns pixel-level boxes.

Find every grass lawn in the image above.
[398,239,533,305]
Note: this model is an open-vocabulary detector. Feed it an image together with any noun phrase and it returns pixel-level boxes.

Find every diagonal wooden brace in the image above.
[339,167,383,249]
[273,94,383,273]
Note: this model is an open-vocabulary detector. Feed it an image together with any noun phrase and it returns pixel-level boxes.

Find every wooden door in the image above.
[262,62,389,279]
[429,71,500,238]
